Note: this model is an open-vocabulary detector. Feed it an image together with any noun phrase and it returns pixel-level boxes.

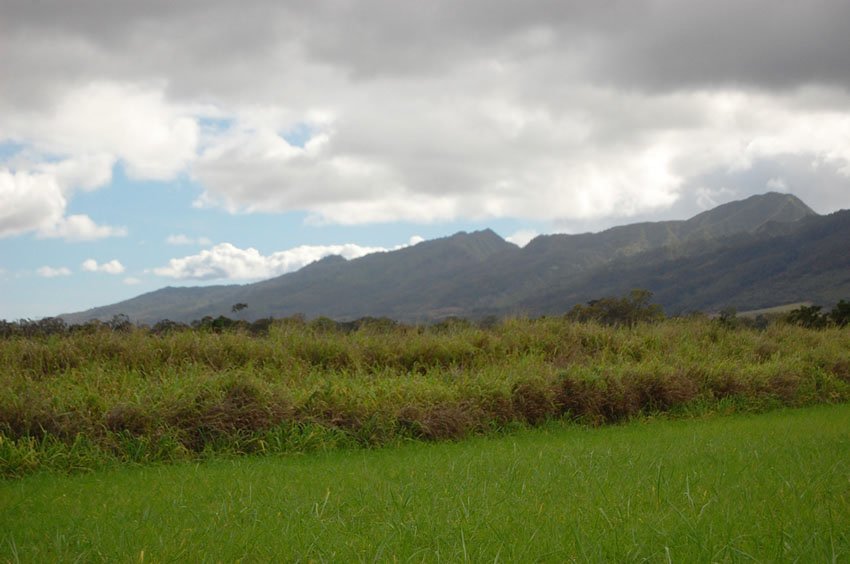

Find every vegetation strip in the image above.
[2,404,849,561]
[2,314,849,477]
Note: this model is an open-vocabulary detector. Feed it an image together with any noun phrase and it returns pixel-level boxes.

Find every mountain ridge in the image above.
[60,192,836,324]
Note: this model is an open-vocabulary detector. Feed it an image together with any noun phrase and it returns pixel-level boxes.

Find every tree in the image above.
[151,319,188,335]
[787,305,827,329]
[108,313,133,332]
[829,300,850,327]
[718,306,738,328]
[566,289,664,328]
[231,303,248,322]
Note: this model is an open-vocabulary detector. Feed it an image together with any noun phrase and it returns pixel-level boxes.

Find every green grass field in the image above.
[3,403,848,562]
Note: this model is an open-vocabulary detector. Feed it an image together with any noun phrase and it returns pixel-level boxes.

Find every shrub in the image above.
[511,380,556,424]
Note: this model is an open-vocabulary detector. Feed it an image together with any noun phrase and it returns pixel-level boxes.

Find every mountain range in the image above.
[61,192,850,324]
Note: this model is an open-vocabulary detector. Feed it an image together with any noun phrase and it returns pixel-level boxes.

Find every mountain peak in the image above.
[308,254,348,267]
[443,228,511,258]
[446,228,502,240]
[682,192,817,239]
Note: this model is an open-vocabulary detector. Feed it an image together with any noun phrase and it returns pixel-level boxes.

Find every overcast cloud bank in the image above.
[2,0,850,242]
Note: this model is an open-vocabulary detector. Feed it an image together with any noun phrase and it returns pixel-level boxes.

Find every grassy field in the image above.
[2,403,849,562]
[2,317,850,476]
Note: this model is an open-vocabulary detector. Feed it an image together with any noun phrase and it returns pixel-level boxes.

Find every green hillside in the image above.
[59,192,831,324]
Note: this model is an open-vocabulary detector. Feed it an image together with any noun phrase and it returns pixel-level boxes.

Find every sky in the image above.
[2,0,850,320]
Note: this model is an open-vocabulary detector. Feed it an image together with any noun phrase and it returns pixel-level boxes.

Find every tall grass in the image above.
[2,317,849,476]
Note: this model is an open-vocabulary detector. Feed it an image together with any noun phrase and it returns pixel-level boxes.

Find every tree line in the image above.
[2,292,849,338]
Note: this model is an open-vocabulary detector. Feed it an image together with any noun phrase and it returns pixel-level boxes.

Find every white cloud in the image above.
[43,153,116,193]
[36,266,71,278]
[0,159,125,241]
[767,177,789,191]
[166,234,212,246]
[695,187,736,210]
[166,234,192,245]
[123,276,142,285]
[2,82,199,180]
[506,229,538,247]
[155,241,405,280]
[0,168,65,238]
[0,82,196,241]
[39,214,127,242]
[189,85,850,226]
[82,259,126,274]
